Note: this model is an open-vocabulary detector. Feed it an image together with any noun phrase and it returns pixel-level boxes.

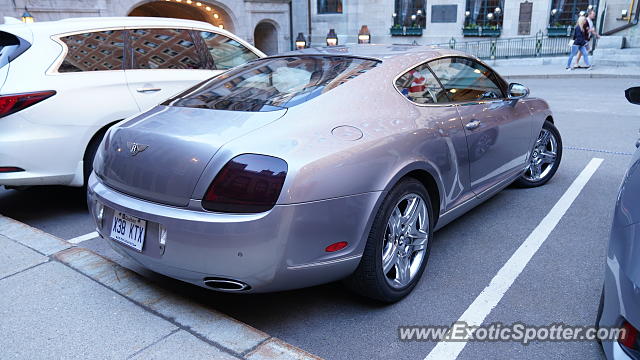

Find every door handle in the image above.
[465,120,481,130]
[136,87,162,93]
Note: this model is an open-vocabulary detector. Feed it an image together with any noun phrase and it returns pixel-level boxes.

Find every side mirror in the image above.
[626,87,640,105]
[508,83,529,100]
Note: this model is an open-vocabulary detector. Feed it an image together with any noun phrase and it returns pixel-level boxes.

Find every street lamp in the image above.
[326,29,338,47]
[21,9,34,23]
[392,12,397,26]
[358,25,370,44]
[495,7,501,15]
[487,12,494,20]
[465,10,471,17]
[551,8,558,15]
[295,32,307,49]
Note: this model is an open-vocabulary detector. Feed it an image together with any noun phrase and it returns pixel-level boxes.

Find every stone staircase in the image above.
[591,48,640,67]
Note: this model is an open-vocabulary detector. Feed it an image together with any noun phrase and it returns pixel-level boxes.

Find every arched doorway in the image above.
[254,21,278,55]
[128,1,235,33]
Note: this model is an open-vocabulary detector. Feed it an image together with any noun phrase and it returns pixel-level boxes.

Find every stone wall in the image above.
[501,0,553,38]
[2,0,638,50]
[599,0,640,47]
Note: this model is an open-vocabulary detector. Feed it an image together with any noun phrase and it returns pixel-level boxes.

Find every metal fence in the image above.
[433,32,572,60]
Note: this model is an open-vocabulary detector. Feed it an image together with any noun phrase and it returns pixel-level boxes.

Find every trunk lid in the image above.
[96,105,287,207]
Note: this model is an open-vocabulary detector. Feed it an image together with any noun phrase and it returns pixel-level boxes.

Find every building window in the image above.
[318,0,343,14]
[464,0,504,28]
[128,28,201,70]
[58,30,125,72]
[394,0,427,28]
[549,0,597,27]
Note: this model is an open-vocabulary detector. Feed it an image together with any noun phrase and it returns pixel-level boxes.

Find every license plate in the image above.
[110,211,146,252]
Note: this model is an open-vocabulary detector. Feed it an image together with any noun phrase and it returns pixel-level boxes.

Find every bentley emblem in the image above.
[127,142,149,156]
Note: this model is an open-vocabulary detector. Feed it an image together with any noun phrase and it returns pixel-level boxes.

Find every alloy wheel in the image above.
[523,128,558,182]
[381,193,429,289]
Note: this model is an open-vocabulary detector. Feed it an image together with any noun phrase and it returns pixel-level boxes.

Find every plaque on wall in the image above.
[518,1,533,35]
[431,5,457,23]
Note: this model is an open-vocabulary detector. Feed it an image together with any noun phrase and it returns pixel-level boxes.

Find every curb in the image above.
[0,214,321,360]
[505,73,640,79]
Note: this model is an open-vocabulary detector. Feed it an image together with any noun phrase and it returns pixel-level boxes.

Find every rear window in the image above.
[0,31,30,69]
[163,55,379,112]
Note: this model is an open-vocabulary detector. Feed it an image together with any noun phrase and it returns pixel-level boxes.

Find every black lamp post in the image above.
[21,9,34,23]
[326,29,338,46]
[358,25,371,44]
[295,32,307,49]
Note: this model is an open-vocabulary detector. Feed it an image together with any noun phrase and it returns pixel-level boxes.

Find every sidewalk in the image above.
[0,215,320,360]
[491,63,640,79]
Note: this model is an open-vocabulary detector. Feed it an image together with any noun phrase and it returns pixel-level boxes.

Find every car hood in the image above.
[94,105,287,207]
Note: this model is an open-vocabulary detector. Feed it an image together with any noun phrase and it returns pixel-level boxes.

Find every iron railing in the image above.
[433,32,573,60]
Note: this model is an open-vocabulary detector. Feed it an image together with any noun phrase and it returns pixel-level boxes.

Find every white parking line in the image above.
[425,157,604,360]
[68,231,99,245]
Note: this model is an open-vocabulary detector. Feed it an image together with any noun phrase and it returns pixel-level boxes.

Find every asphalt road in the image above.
[1,77,638,360]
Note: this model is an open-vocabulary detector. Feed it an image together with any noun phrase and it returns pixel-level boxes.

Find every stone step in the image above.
[593,48,640,55]
[593,59,640,66]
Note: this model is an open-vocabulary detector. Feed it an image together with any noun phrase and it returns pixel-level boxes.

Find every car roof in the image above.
[0,16,224,36]
[274,44,483,74]
[278,44,470,61]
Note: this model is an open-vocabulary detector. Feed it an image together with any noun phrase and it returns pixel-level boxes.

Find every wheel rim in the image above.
[523,128,558,182]
[381,193,429,289]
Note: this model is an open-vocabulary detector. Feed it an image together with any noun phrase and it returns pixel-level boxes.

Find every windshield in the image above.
[164,55,380,112]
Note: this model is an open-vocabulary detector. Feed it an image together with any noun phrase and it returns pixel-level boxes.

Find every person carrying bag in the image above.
[566,16,591,70]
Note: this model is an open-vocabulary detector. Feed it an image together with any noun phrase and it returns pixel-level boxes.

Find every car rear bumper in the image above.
[0,114,91,186]
[87,173,381,293]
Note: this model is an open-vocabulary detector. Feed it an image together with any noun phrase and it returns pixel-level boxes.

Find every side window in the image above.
[395,63,449,104]
[128,28,202,70]
[427,57,505,102]
[58,30,124,72]
[197,31,259,70]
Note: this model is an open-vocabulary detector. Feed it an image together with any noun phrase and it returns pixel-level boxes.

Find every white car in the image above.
[0,17,265,187]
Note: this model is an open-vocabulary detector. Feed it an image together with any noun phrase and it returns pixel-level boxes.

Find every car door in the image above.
[123,27,220,113]
[394,61,474,212]
[51,29,140,127]
[428,57,532,197]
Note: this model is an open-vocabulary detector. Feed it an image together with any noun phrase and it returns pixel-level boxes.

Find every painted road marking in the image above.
[68,231,99,245]
[425,157,604,360]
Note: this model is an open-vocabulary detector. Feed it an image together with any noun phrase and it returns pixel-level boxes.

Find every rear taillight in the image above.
[202,154,287,213]
[0,167,24,173]
[0,90,56,119]
[619,320,639,351]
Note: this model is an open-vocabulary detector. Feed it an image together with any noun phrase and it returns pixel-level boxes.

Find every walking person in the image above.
[576,9,600,67]
[566,16,591,70]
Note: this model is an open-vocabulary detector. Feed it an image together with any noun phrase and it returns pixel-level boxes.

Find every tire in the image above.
[344,178,434,303]
[596,287,604,331]
[83,131,105,187]
[514,120,562,188]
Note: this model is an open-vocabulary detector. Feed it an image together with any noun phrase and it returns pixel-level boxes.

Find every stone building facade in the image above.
[2,0,638,50]
[292,0,639,47]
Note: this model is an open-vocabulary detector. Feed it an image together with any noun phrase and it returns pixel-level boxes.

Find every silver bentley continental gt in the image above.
[87,45,562,302]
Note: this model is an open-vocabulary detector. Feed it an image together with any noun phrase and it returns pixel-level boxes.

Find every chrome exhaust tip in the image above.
[203,277,251,292]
